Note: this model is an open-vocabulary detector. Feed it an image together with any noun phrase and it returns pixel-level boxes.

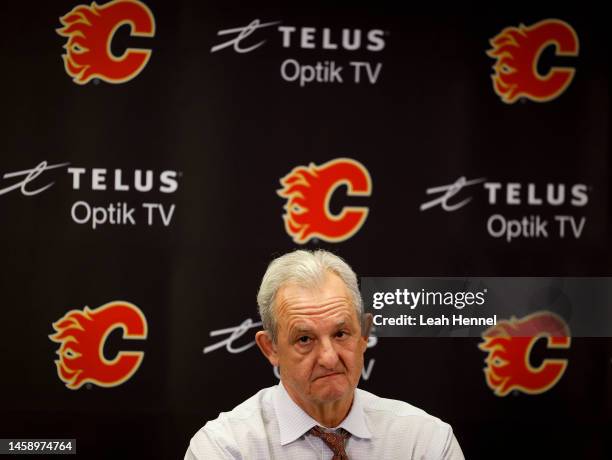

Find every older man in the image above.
[185,250,464,459]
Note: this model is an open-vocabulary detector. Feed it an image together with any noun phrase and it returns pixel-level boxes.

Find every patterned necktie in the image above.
[309,426,351,460]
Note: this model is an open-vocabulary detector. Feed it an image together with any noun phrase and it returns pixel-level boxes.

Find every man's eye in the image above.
[335,331,347,338]
[298,336,311,344]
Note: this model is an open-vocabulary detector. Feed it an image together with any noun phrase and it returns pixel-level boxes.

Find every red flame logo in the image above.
[487,19,578,103]
[479,312,570,396]
[57,0,155,84]
[49,301,147,389]
[277,158,372,244]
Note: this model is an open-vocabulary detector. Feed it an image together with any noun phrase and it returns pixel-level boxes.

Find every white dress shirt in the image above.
[185,383,464,460]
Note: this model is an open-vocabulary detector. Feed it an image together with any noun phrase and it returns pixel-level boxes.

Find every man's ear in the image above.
[255,330,279,367]
[361,313,373,340]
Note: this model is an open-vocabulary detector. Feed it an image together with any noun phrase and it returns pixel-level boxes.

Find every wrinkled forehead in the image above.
[273,272,357,326]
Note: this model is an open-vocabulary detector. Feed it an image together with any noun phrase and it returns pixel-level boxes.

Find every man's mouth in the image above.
[314,372,343,381]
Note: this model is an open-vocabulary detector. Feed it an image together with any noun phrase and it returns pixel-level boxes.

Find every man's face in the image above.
[271,271,367,408]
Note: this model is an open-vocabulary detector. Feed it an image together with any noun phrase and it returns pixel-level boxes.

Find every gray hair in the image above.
[257,250,363,342]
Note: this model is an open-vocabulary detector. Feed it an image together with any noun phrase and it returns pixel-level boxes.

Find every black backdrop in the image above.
[1,1,610,459]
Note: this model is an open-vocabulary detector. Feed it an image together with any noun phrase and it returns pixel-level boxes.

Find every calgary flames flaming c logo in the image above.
[57,0,155,84]
[278,158,372,244]
[487,19,579,103]
[49,301,147,389]
[479,312,570,396]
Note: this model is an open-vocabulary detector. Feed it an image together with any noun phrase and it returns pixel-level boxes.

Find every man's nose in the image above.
[317,337,340,369]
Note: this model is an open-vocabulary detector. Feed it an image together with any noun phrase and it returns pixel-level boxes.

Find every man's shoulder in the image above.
[202,385,275,430]
[356,388,462,459]
[357,387,451,430]
[186,386,276,459]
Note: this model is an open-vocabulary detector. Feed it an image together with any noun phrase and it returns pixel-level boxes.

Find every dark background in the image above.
[0,1,610,458]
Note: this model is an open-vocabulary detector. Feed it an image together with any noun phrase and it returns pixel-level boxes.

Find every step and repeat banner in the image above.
[1,1,610,458]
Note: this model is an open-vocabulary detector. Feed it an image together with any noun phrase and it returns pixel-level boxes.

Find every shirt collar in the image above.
[273,381,372,446]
